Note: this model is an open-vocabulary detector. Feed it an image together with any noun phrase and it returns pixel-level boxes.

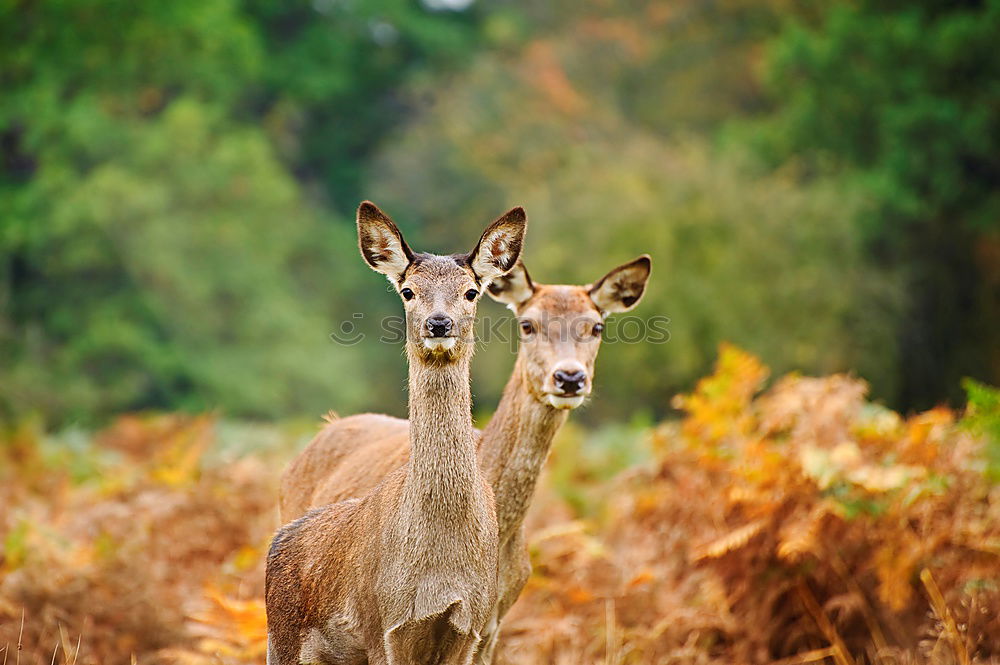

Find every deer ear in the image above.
[468,207,527,284]
[588,255,651,315]
[357,201,413,283]
[487,261,535,311]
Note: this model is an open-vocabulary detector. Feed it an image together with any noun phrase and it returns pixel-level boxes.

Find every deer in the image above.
[278,254,652,663]
[265,201,528,665]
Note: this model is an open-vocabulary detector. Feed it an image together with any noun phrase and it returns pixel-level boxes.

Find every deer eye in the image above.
[400,288,414,301]
[519,320,535,335]
[592,322,604,336]
[465,289,479,301]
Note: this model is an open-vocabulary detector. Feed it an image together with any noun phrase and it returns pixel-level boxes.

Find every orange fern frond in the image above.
[694,518,769,561]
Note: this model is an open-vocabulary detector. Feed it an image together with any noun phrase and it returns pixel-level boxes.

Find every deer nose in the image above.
[553,369,587,395]
[425,314,453,338]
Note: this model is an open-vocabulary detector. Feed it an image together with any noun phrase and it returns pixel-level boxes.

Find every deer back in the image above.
[279,414,411,522]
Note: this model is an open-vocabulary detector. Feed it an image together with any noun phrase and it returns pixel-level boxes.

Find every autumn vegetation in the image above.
[2,0,999,662]
[2,346,997,664]
[4,0,999,427]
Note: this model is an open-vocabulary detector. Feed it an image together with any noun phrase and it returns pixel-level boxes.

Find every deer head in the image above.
[357,201,527,365]
[487,255,651,408]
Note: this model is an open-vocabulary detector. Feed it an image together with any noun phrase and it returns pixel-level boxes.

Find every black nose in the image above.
[425,315,453,338]
[553,369,586,395]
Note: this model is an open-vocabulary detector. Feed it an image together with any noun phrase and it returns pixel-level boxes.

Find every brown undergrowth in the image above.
[0,415,277,665]
[501,346,1000,664]
[1,345,997,664]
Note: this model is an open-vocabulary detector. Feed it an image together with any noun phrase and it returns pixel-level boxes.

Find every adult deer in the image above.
[265,201,527,665]
[279,255,652,662]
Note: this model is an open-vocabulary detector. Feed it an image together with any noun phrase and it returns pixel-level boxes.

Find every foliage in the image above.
[0,414,279,664]
[757,1,1000,231]
[244,0,488,211]
[746,0,1000,408]
[544,417,653,519]
[0,0,421,425]
[370,53,904,418]
[962,378,1000,482]
[2,352,997,664]
[2,95,372,423]
[502,345,999,663]
[3,2,996,659]
[3,0,997,424]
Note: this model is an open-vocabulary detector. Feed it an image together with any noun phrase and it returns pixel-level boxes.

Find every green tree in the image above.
[0,0,370,424]
[243,0,487,211]
[750,0,1000,408]
[369,54,903,421]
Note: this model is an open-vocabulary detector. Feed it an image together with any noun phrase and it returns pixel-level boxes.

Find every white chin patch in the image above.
[547,394,586,410]
[422,337,457,352]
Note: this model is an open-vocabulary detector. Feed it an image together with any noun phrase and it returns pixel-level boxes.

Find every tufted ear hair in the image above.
[467,207,527,285]
[588,255,652,315]
[487,260,535,311]
[357,201,414,283]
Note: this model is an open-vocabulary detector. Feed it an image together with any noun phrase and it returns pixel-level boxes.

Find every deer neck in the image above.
[478,355,568,543]
[402,351,480,523]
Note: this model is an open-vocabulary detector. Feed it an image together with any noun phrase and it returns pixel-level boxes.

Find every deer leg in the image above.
[474,536,531,664]
[472,623,499,665]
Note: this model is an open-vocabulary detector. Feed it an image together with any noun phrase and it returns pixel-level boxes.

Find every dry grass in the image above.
[1,346,997,664]
[500,346,999,664]
[0,414,277,664]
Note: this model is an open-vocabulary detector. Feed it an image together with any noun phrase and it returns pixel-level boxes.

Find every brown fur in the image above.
[265,202,527,665]
[278,256,651,663]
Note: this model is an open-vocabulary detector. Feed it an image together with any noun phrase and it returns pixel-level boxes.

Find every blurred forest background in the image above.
[2,1,1000,664]
[3,0,999,428]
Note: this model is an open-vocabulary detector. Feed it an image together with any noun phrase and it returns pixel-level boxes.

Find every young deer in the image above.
[278,256,651,663]
[265,201,527,665]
